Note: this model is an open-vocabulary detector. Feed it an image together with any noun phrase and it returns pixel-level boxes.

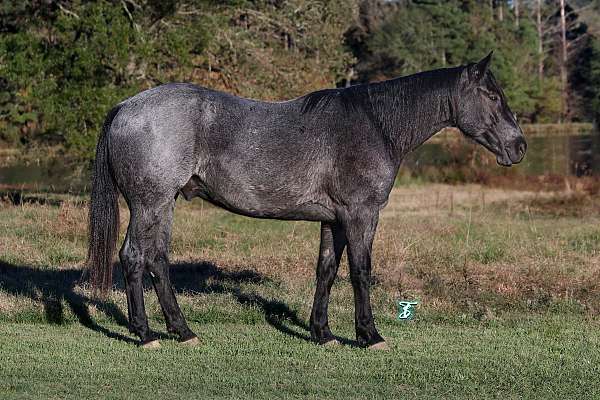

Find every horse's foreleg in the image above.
[343,208,386,349]
[146,200,197,344]
[310,222,346,345]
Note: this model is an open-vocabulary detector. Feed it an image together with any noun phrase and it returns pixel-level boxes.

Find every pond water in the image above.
[405,131,600,178]
[1,130,599,193]
[0,158,89,193]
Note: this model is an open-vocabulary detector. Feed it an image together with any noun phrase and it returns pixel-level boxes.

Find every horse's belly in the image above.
[179,175,335,221]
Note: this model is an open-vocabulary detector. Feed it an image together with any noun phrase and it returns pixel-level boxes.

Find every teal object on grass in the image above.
[397,301,418,321]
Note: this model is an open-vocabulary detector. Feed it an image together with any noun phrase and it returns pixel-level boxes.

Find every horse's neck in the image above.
[368,68,460,163]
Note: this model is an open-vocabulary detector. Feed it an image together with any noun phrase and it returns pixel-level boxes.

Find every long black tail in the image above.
[87,106,121,293]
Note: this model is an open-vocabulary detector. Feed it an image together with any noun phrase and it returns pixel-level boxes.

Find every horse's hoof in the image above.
[368,341,390,351]
[322,339,340,347]
[141,340,161,349]
[181,336,200,347]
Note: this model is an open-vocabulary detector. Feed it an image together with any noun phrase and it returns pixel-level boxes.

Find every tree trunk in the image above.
[498,1,503,22]
[537,0,544,80]
[559,0,568,122]
[514,0,519,28]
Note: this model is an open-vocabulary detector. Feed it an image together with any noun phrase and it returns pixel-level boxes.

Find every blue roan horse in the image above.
[87,53,526,349]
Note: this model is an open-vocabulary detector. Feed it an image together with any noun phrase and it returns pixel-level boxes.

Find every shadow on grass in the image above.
[0,260,315,345]
[168,262,313,342]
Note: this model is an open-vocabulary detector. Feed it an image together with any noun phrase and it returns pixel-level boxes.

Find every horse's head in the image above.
[455,52,526,166]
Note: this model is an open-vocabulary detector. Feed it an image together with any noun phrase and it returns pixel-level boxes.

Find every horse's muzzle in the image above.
[497,137,527,167]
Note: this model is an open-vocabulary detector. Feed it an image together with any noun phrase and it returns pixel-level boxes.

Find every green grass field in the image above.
[2,317,599,399]
[2,183,600,399]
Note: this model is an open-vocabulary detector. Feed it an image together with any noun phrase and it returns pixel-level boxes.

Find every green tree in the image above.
[0,1,210,158]
[586,37,600,120]
[0,0,357,160]
[361,0,560,122]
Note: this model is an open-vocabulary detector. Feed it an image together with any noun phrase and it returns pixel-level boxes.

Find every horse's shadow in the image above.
[0,260,315,345]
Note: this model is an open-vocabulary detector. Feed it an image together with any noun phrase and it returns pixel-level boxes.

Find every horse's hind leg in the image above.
[120,196,195,346]
[310,222,346,345]
[119,207,156,346]
[145,198,197,344]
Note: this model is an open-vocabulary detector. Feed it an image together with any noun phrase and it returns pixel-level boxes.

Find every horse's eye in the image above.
[488,93,498,102]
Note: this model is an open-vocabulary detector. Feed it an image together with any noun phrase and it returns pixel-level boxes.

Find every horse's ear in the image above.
[468,51,493,82]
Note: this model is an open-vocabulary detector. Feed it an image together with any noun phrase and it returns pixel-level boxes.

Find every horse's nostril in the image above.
[518,139,527,156]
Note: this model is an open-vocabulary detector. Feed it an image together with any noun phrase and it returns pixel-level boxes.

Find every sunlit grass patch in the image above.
[568,230,600,255]
[2,316,600,399]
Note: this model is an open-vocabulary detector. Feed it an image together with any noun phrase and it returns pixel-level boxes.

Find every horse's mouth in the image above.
[468,132,526,167]
[496,137,527,167]
[496,148,527,167]
[496,147,513,167]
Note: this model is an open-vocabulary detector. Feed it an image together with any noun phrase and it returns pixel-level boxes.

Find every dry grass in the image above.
[1,183,600,325]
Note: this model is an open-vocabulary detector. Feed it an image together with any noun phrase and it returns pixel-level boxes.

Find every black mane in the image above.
[300,83,371,114]
[300,66,464,116]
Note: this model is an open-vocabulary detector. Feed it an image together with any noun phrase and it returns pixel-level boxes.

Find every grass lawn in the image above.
[2,317,600,399]
[1,183,600,398]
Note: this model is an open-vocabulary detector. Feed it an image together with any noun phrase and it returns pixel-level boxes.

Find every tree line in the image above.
[348,0,600,124]
[1,0,599,160]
